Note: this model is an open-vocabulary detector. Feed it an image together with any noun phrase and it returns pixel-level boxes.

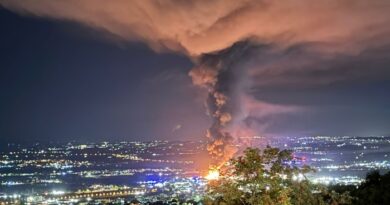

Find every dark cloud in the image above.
[247,44,390,89]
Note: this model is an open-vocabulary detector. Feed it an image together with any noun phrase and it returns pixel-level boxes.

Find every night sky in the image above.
[1,1,390,144]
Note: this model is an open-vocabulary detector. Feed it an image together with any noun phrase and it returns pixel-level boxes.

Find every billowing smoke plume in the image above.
[189,41,252,161]
[189,41,299,162]
[2,0,390,162]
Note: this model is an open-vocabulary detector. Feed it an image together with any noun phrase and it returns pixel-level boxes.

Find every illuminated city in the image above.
[0,136,389,204]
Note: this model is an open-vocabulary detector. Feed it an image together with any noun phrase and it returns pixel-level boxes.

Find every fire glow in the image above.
[205,169,220,181]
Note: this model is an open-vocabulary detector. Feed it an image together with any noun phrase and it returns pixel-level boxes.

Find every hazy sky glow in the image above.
[0,1,390,143]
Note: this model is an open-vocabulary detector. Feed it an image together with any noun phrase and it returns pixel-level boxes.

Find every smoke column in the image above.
[189,41,253,164]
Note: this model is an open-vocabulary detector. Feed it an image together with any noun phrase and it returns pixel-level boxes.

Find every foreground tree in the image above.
[204,146,351,205]
[348,170,390,205]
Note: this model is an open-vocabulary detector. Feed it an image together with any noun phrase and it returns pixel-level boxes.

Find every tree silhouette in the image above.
[205,146,351,205]
[350,170,390,205]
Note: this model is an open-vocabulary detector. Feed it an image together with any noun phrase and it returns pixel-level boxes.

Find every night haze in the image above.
[1,1,390,204]
[1,1,389,144]
[0,7,209,144]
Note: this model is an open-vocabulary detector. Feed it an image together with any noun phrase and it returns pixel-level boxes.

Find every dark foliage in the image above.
[205,146,352,205]
[328,170,390,205]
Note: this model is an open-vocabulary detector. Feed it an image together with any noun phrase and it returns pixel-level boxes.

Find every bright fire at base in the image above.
[205,169,220,181]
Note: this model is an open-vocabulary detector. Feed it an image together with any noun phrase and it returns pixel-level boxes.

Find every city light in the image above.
[1,136,389,204]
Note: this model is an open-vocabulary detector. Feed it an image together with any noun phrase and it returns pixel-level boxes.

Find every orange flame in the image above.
[205,169,220,180]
